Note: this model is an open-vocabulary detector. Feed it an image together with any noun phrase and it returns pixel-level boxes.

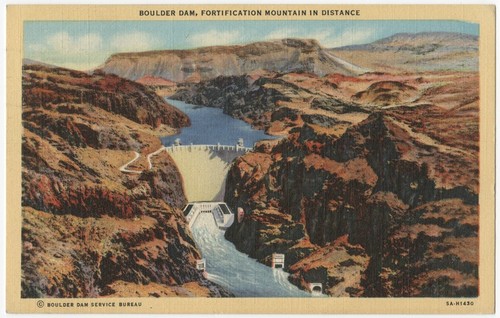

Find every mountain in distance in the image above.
[330,32,478,73]
[99,38,368,82]
[99,32,477,84]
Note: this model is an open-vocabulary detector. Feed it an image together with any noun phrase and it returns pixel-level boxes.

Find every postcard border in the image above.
[6,4,496,314]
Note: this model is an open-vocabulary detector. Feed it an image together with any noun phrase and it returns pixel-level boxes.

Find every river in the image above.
[192,213,310,297]
[163,98,310,297]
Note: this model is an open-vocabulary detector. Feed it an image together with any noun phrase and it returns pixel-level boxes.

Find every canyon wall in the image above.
[224,114,478,296]
[171,61,480,297]
[21,64,230,298]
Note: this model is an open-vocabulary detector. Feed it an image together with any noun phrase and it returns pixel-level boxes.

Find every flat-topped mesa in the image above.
[99,38,365,82]
[105,38,322,60]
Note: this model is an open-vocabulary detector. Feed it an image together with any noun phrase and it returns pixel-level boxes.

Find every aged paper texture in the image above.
[6,4,495,314]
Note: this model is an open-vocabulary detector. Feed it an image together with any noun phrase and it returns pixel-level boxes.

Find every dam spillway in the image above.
[183,201,235,229]
[167,143,312,297]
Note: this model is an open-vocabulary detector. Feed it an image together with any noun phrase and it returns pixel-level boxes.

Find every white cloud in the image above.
[27,43,44,53]
[187,29,241,47]
[46,32,103,55]
[24,32,105,70]
[324,29,375,48]
[308,30,334,45]
[265,28,300,40]
[110,31,157,52]
[265,28,335,47]
[263,27,375,48]
[25,31,160,71]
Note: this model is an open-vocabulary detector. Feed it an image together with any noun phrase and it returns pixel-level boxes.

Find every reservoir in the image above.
[161,99,275,147]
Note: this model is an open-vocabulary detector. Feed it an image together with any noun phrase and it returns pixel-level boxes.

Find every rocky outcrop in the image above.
[172,75,295,129]
[138,154,187,209]
[23,65,190,129]
[23,173,140,218]
[21,64,230,298]
[100,38,365,82]
[352,81,418,106]
[225,208,316,269]
[224,110,478,297]
[310,97,368,114]
[288,235,370,296]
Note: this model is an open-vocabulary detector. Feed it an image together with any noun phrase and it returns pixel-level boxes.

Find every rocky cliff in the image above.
[171,73,296,129]
[186,64,482,297]
[224,110,478,296]
[21,64,230,298]
[23,65,189,129]
[99,38,365,82]
[171,70,375,133]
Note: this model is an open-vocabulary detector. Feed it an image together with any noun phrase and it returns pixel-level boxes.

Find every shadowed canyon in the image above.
[22,33,479,297]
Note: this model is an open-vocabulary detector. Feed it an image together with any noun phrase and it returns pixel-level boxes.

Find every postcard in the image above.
[6,4,495,314]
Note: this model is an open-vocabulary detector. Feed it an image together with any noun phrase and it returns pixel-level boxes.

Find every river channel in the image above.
[163,98,310,297]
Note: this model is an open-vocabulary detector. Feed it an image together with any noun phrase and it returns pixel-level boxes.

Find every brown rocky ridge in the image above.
[223,109,478,296]
[168,33,479,297]
[21,64,231,298]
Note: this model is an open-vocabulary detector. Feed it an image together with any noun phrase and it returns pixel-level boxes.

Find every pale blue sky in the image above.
[24,20,478,71]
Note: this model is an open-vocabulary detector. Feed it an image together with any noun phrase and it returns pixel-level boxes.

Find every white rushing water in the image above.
[191,213,311,297]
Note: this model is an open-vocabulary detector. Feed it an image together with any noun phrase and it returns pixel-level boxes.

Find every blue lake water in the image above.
[161,99,276,147]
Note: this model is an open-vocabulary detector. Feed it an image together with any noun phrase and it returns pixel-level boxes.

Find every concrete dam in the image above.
[165,144,252,202]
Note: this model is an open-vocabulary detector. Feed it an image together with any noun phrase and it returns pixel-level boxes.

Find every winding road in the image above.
[146,146,167,170]
[118,151,141,174]
[119,146,167,174]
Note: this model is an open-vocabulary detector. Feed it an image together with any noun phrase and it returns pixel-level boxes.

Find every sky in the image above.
[24,20,479,71]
